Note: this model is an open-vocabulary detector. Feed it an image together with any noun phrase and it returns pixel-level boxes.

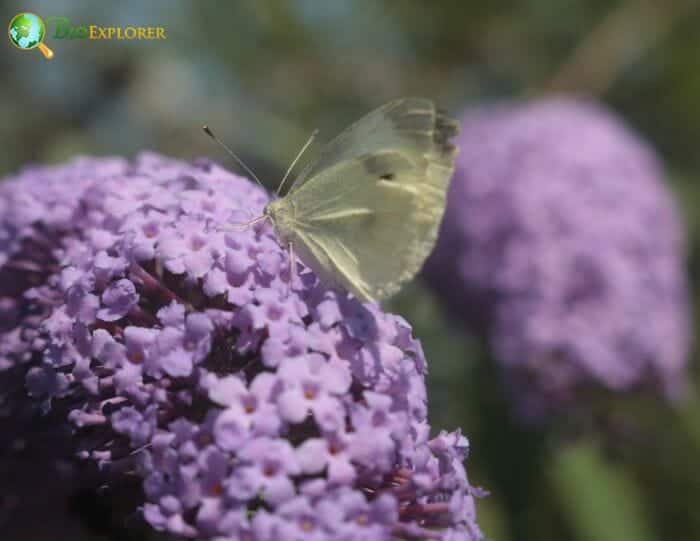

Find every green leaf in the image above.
[550,443,655,541]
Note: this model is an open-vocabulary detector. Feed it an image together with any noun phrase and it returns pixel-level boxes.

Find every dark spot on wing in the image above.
[364,155,398,182]
[363,154,394,176]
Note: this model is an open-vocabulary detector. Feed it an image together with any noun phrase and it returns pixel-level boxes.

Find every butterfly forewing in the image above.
[289,98,453,194]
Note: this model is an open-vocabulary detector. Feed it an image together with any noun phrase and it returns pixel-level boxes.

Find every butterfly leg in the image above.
[287,241,297,297]
[217,215,266,233]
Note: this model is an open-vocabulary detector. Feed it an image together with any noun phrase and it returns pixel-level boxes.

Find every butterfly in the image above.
[206,98,459,303]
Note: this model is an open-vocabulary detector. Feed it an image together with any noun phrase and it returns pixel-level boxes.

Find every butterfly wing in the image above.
[273,102,458,302]
[288,98,455,193]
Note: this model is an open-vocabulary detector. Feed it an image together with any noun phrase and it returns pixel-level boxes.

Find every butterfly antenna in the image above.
[276,129,319,196]
[202,125,266,190]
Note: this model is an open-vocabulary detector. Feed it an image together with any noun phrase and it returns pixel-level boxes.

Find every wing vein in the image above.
[296,229,369,298]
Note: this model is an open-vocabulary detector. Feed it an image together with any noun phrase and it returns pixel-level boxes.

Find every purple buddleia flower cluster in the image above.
[0,152,483,540]
[424,98,690,422]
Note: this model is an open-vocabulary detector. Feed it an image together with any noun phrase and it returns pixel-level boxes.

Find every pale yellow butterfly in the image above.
[205,98,459,303]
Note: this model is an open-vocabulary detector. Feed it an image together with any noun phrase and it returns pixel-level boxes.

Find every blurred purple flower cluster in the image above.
[425,98,690,421]
[0,153,482,539]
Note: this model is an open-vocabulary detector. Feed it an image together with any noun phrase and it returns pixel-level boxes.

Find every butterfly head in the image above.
[263,198,294,241]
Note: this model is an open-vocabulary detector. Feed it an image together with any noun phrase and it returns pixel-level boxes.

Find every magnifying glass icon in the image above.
[8,12,54,59]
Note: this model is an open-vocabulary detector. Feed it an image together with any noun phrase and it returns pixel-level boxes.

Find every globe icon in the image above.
[8,12,54,59]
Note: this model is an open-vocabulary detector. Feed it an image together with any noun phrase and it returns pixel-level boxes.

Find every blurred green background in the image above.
[2,1,700,540]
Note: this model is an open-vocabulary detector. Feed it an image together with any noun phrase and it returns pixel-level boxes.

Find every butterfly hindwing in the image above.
[289,153,452,301]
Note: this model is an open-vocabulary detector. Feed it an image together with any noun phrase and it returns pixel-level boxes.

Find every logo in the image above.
[8,12,53,59]
[8,12,167,59]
